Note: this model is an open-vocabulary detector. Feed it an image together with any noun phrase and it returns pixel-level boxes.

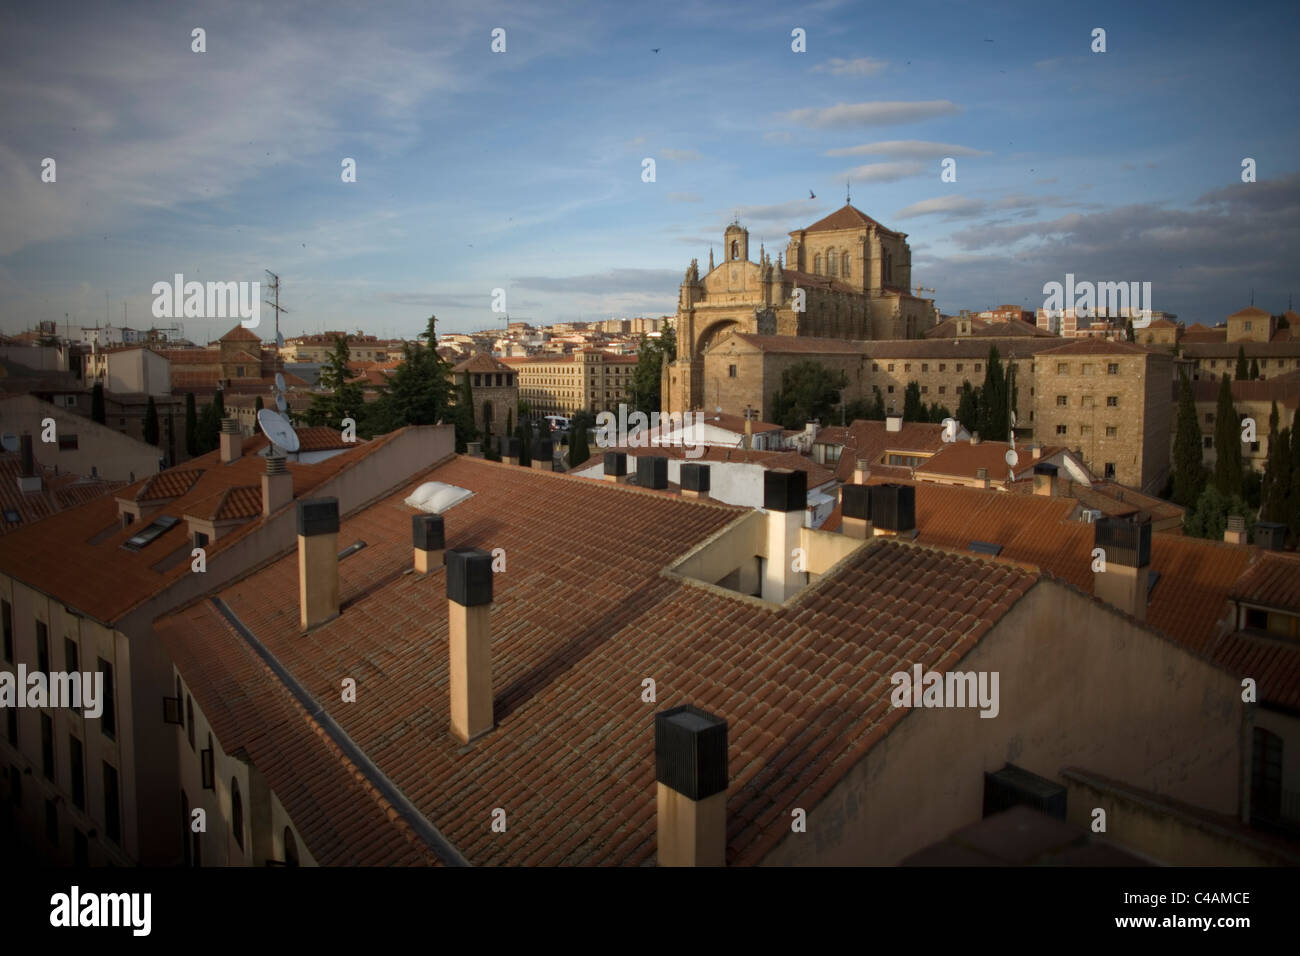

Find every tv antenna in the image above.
[264,270,289,349]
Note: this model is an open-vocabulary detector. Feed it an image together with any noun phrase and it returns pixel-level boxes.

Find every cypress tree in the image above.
[1171,371,1204,506]
[1249,357,1260,380]
[143,396,160,445]
[1235,346,1249,380]
[978,346,1007,441]
[1290,423,1300,541]
[567,411,591,467]
[869,385,886,420]
[956,381,980,435]
[91,383,106,424]
[184,392,198,456]
[1213,373,1243,498]
[254,395,263,412]
[1261,425,1291,525]
[902,381,924,422]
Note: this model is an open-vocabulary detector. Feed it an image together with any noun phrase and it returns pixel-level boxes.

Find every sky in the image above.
[0,0,1297,342]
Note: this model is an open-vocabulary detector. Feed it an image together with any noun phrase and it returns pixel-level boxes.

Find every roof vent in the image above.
[969,540,1003,557]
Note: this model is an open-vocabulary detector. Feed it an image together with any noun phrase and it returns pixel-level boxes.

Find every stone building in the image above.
[450,353,519,439]
[502,349,636,418]
[664,205,939,414]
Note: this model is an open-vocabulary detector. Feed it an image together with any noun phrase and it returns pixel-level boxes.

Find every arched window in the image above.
[283,827,299,867]
[730,240,739,258]
[842,253,851,277]
[828,248,838,276]
[813,254,822,274]
[231,778,244,850]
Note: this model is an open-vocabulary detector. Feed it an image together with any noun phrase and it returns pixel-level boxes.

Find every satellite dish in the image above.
[0,433,18,453]
[275,372,285,391]
[257,408,300,453]
[276,393,287,413]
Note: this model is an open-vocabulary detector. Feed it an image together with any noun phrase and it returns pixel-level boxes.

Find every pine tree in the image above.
[1213,373,1243,499]
[1261,425,1291,525]
[1249,356,1260,380]
[1235,346,1249,380]
[1171,370,1204,507]
[902,381,924,422]
[308,334,361,428]
[254,395,263,412]
[978,346,1007,441]
[869,385,886,420]
[956,381,980,435]
[91,383,106,424]
[184,392,198,456]
[143,396,160,445]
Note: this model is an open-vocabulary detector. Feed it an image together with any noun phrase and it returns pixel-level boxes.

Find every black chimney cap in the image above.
[655,704,728,801]
[412,513,445,552]
[604,451,628,476]
[637,455,668,490]
[297,497,339,537]
[445,547,493,607]
[764,468,807,512]
[680,462,710,493]
[1253,521,1286,551]
[536,438,554,459]
[842,483,871,521]
[870,484,915,533]
[498,435,521,459]
[1094,516,1151,568]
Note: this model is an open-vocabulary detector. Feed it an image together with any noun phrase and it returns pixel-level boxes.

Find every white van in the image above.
[544,415,571,433]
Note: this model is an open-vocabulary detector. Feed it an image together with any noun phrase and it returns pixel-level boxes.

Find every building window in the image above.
[99,659,115,740]
[1056,395,1067,406]
[887,364,894,372]
[955,363,963,372]
[1106,396,1118,407]
[904,363,911,372]
[284,827,300,867]
[41,714,55,781]
[2,600,11,663]
[814,254,821,274]
[1057,363,1069,374]
[975,364,982,372]
[1107,363,1119,375]
[1106,426,1118,438]
[1081,363,1093,375]
[939,363,946,372]
[36,621,49,672]
[1244,321,1252,331]
[1251,441,1261,452]
[1080,425,1092,435]
[728,365,737,378]
[1205,413,1214,424]
[828,247,839,276]
[939,386,946,395]
[921,385,928,394]
[1056,424,1068,435]
[1203,436,1213,449]
[236,366,245,377]
[70,735,85,809]
[887,385,895,393]
[58,435,78,451]
[232,778,244,850]
[1104,463,1116,480]
[187,695,195,750]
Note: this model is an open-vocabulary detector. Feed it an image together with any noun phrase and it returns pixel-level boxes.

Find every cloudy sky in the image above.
[0,0,1297,341]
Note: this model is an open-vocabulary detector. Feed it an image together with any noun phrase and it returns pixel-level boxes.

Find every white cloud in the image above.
[779,100,960,128]
[811,57,887,76]
[894,196,986,219]
[825,140,989,159]
[842,161,924,183]
[667,192,703,203]
[660,148,703,162]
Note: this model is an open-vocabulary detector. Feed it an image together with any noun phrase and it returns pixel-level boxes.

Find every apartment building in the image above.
[502,349,636,417]
[1192,370,1300,474]
[0,422,455,865]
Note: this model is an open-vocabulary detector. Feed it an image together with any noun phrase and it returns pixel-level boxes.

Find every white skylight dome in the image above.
[404,481,473,514]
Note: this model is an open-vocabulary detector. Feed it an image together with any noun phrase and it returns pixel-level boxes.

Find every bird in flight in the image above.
[809,189,816,199]
[651,48,660,53]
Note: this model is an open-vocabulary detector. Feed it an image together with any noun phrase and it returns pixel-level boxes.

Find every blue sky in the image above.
[1,0,1297,341]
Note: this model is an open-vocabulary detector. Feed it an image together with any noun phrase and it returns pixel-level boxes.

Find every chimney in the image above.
[445,547,494,744]
[763,468,807,602]
[532,438,554,471]
[744,413,753,451]
[412,514,445,574]
[467,441,482,457]
[498,435,520,466]
[16,434,40,493]
[975,466,989,489]
[1254,521,1286,551]
[1032,443,1042,460]
[261,455,292,516]
[970,431,981,445]
[871,484,917,539]
[655,704,728,867]
[297,498,340,630]
[1224,515,1248,545]
[604,451,630,484]
[1033,462,1058,496]
[1093,516,1152,621]
[885,415,902,433]
[680,462,711,500]
[852,458,871,484]
[841,483,871,539]
[637,455,669,490]
[219,418,242,464]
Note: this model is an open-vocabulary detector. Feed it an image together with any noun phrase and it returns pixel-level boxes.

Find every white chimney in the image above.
[885,415,902,433]
[220,418,242,464]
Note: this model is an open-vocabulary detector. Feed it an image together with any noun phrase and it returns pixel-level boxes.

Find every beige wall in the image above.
[0,393,164,481]
[760,580,1244,865]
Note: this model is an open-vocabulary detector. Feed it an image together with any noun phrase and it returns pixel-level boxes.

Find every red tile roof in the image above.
[915,442,1067,482]
[155,457,1041,866]
[811,420,949,483]
[218,325,262,343]
[185,486,264,522]
[0,454,125,534]
[1231,552,1300,613]
[800,203,898,236]
[1038,338,1154,356]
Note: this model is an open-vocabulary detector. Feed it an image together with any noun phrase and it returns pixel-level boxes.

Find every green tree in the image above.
[514,418,532,468]
[254,395,263,412]
[1235,346,1249,380]
[1290,423,1300,540]
[902,381,924,422]
[1184,485,1254,541]
[1171,371,1204,506]
[1249,357,1260,381]
[977,346,1008,441]
[1125,318,1135,343]
[366,316,475,450]
[567,410,593,467]
[1260,403,1284,521]
[91,383,106,424]
[1213,373,1243,498]
[184,392,198,456]
[307,334,363,429]
[143,396,160,446]
[630,323,676,413]
[769,360,847,429]
[956,380,980,436]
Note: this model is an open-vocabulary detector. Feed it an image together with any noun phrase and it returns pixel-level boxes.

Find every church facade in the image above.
[663,204,939,414]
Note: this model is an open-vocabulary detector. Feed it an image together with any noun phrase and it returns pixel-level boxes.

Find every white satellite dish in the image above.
[275,393,288,413]
[275,372,285,391]
[0,433,18,453]
[257,408,300,453]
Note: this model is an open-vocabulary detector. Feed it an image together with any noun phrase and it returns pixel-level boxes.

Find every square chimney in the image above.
[1093,515,1152,621]
[220,418,242,464]
[871,484,916,537]
[841,483,872,539]
[297,498,340,630]
[637,455,668,490]
[655,704,728,867]
[1254,521,1286,551]
[680,462,710,499]
[412,514,445,574]
[445,547,494,744]
[498,436,520,466]
[1033,462,1058,497]
[604,451,629,483]
[532,438,554,472]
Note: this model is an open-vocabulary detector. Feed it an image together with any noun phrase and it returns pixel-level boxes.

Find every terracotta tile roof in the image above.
[0,434,400,625]
[915,442,1066,482]
[1038,338,1153,356]
[1190,371,1300,405]
[218,325,262,343]
[779,270,862,295]
[812,420,949,483]
[0,454,125,533]
[155,457,1042,866]
[157,349,219,365]
[1182,342,1300,358]
[800,203,898,236]
[1230,552,1300,613]
[861,338,1061,360]
[925,316,1057,339]
[225,350,262,365]
[1229,306,1271,319]
[185,486,264,522]
[1208,631,1300,711]
[294,427,359,452]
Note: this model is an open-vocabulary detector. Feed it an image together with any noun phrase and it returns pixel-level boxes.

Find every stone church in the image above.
[663,203,938,414]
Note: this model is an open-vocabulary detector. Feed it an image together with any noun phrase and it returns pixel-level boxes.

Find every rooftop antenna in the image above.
[264,270,289,349]
[846,180,851,204]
